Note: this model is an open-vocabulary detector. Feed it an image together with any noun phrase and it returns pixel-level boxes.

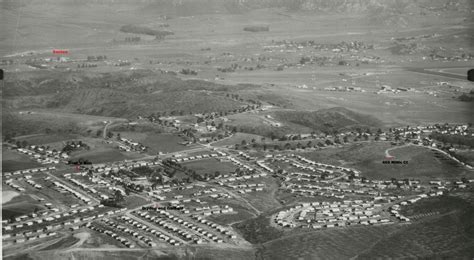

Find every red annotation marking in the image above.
[53,49,69,54]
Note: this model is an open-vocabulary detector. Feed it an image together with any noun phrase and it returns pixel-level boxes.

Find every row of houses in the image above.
[289,161,336,175]
[293,155,360,175]
[4,208,126,239]
[238,151,253,160]
[226,183,265,189]
[390,191,445,222]
[2,224,67,241]
[274,200,390,229]
[92,160,161,175]
[236,187,265,194]
[15,146,67,164]
[392,124,470,137]
[135,209,223,244]
[134,213,194,244]
[6,231,58,245]
[4,166,55,178]
[191,215,236,239]
[113,216,182,246]
[194,205,234,216]
[256,160,274,173]
[117,137,147,152]
[24,176,42,189]
[208,192,232,199]
[215,172,267,184]
[51,181,93,204]
[65,174,98,194]
[2,204,116,231]
[171,153,221,163]
[4,179,25,192]
[227,156,254,171]
[87,221,137,248]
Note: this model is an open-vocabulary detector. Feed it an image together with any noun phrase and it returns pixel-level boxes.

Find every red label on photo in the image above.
[53,49,69,54]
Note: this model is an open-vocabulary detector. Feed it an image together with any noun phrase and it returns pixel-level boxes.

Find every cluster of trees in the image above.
[180,68,198,75]
[100,190,125,208]
[458,93,474,102]
[453,153,473,167]
[235,138,341,151]
[218,63,239,73]
[125,36,141,42]
[161,159,222,183]
[120,24,174,39]
[86,55,107,61]
[243,25,269,32]
[67,158,92,165]
[77,63,97,68]
[299,56,311,65]
[14,140,29,148]
[430,132,474,148]
[1,59,14,65]
[62,140,89,153]
[115,61,131,67]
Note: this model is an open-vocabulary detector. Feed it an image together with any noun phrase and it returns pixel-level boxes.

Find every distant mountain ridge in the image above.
[4,0,470,14]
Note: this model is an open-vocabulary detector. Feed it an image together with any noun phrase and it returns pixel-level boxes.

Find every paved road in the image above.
[103,121,113,139]
[405,67,467,80]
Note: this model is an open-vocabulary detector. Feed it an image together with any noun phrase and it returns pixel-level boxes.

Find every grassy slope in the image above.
[298,142,470,181]
[274,107,382,133]
[258,192,474,260]
[357,193,474,259]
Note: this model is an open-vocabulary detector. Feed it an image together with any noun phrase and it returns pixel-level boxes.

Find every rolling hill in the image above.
[3,69,253,118]
[274,107,382,133]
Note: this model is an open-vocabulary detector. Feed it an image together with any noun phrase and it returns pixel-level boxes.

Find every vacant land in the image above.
[234,215,284,244]
[182,158,237,176]
[257,225,401,259]
[2,148,42,172]
[2,190,20,204]
[40,235,80,251]
[69,147,140,164]
[2,194,45,220]
[119,132,191,154]
[212,133,265,147]
[12,133,81,145]
[357,193,474,259]
[299,142,470,181]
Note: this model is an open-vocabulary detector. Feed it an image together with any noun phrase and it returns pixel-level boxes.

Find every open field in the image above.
[69,140,144,163]
[2,148,43,172]
[298,142,471,181]
[257,225,401,260]
[118,132,192,154]
[240,178,282,213]
[40,235,80,251]
[212,133,265,148]
[2,190,20,204]
[181,158,238,176]
[2,194,45,220]
[356,193,474,259]
[12,133,82,145]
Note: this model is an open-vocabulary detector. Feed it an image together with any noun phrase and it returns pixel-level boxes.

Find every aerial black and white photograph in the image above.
[1,0,474,259]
